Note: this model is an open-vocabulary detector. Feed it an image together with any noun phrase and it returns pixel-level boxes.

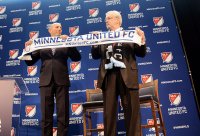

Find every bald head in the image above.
[48,23,62,37]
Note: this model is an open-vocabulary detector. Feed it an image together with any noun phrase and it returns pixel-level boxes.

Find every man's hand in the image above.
[60,35,69,40]
[24,39,33,52]
[25,39,33,47]
[135,27,146,45]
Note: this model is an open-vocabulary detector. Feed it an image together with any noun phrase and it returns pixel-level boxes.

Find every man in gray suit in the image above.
[91,10,146,136]
[25,23,81,136]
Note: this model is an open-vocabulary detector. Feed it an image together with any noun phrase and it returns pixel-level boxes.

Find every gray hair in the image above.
[105,10,122,25]
[48,22,61,30]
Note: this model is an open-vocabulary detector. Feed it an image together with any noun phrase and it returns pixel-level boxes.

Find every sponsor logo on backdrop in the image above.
[25,105,36,118]
[97,124,104,136]
[161,52,173,63]
[69,61,85,80]
[173,125,190,130]
[29,21,41,25]
[12,18,21,27]
[69,26,79,36]
[118,112,124,120]
[70,61,81,73]
[32,1,41,10]
[147,6,165,11]
[0,6,7,19]
[49,13,59,22]
[53,127,57,136]
[128,3,144,19]
[153,17,164,26]
[6,49,20,66]
[29,31,39,39]
[157,40,170,45]
[129,3,140,12]
[0,6,6,14]
[69,0,78,5]
[168,93,188,115]
[160,52,178,71]
[66,0,81,11]
[24,66,39,84]
[147,118,162,133]
[9,39,21,43]
[141,74,153,83]
[161,79,183,84]
[153,16,170,33]
[27,66,37,76]
[106,0,121,6]
[89,8,99,17]
[22,105,39,126]
[87,8,102,24]
[9,18,23,33]
[71,103,83,115]
[10,8,26,13]
[9,49,19,59]
[29,1,42,16]
[169,93,181,106]
[49,4,61,8]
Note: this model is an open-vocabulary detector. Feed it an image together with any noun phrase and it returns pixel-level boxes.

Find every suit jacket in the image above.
[25,47,81,87]
[91,43,146,89]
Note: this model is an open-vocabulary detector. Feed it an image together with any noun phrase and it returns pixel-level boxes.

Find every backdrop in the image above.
[0,0,199,135]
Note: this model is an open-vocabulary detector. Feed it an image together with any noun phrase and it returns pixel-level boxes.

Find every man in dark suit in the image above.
[25,23,81,136]
[91,11,146,136]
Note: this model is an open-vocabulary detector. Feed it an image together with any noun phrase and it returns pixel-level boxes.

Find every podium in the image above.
[0,77,29,136]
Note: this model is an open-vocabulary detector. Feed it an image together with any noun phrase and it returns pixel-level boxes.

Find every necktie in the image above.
[52,48,56,55]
